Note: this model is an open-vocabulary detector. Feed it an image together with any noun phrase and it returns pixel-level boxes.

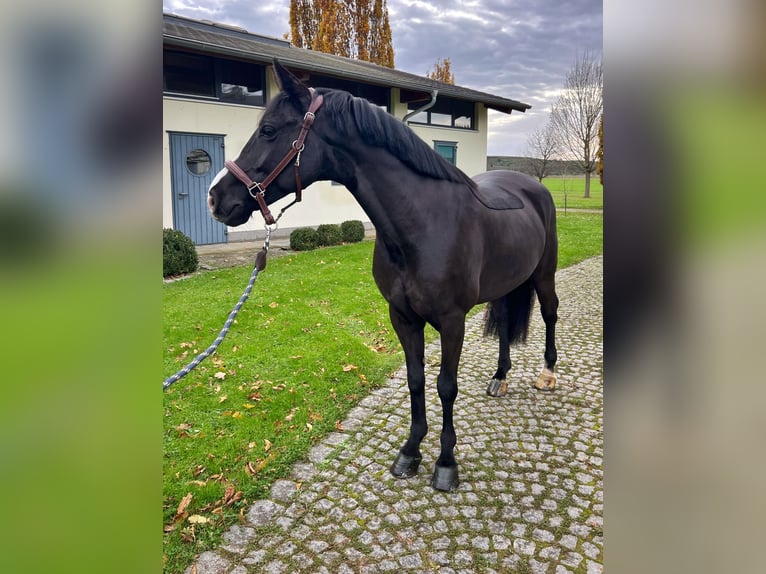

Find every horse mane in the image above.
[318,88,476,188]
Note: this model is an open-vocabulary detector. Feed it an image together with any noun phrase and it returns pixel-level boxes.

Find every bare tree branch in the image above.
[550,51,603,197]
[525,118,560,182]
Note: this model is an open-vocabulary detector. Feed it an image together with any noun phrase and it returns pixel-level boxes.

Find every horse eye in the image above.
[260,125,276,138]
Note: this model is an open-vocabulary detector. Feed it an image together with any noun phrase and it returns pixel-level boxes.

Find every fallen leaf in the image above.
[342,364,358,372]
[269,301,279,308]
[306,422,313,432]
[218,394,228,403]
[285,407,299,422]
[232,345,239,353]
[335,420,344,432]
[242,403,256,409]
[176,423,192,431]
[214,372,226,380]
[188,514,210,524]
[176,493,193,516]
[188,480,207,487]
[264,439,272,452]
[231,411,243,419]
[247,441,256,450]
[272,383,286,391]
[248,392,262,401]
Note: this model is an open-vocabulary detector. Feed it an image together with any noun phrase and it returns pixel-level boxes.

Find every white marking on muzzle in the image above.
[208,167,229,214]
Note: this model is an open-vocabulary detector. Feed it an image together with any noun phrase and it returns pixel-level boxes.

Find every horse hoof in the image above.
[390,452,422,478]
[486,378,508,397]
[534,369,556,391]
[431,464,459,491]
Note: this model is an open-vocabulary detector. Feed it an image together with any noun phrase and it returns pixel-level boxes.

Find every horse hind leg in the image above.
[484,296,511,397]
[533,274,559,392]
[484,280,535,397]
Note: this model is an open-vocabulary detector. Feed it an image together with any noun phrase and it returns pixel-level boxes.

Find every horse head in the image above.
[208,59,330,227]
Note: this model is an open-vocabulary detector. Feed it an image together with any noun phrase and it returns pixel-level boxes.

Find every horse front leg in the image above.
[388,307,427,479]
[432,315,465,491]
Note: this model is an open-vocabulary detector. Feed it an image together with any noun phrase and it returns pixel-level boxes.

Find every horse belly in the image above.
[475,218,546,303]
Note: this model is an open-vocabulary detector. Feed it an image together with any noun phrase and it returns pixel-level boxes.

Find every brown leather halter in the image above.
[224,90,324,226]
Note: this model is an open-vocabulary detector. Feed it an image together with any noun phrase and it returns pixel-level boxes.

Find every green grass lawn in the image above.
[542,176,603,210]
[163,213,602,572]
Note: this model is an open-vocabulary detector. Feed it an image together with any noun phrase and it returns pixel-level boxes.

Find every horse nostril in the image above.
[208,189,216,212]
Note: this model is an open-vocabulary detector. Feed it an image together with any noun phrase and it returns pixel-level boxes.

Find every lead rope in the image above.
[162,225,276,391]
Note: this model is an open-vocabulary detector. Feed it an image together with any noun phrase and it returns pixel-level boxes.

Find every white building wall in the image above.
[164,81,489,241]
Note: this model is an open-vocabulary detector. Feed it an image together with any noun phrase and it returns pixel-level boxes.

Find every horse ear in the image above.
[272,59,310,108]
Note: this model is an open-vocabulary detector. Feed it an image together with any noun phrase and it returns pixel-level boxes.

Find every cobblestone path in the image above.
[188,256,603,574]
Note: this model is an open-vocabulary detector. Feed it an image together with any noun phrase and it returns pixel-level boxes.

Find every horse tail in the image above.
[483,279,535,344]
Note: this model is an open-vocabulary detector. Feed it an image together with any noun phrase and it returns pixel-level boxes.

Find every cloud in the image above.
[162,0,602,155]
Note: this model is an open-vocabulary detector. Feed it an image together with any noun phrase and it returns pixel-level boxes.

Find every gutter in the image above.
[402,90,438,124]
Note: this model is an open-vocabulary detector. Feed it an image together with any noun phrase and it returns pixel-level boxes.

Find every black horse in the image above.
[208,60,559,491]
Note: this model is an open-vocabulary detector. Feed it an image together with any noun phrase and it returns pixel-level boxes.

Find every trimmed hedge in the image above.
[289,227,320,251]
[316,224,343,247]
[341,220,365,243]
[163,228,198,277]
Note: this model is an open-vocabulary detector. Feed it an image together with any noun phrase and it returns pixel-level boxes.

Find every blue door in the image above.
[169,132,227,245]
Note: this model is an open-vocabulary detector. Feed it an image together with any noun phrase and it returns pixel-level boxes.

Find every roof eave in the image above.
[163,32,531,114]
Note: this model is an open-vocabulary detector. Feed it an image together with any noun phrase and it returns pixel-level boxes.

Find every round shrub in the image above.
[163,228,198,277]
[316,223,343,247]
[340,220,365,243]
[290,227,319,251]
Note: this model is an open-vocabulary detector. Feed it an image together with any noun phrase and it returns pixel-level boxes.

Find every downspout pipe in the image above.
[402,89,438,124]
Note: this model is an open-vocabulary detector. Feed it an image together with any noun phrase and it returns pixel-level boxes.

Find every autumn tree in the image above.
[525,118,559,182]
[427,58,455,84]
[550,51,603,198]
[290,0,394,68]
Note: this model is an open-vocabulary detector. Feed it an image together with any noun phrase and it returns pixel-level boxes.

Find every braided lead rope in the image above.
[163,230,273,391]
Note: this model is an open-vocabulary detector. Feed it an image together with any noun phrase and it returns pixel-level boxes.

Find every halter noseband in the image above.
[224,90,324,226]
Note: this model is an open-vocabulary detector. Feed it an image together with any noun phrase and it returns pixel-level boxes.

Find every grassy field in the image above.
[542,176,603,210]
[162,212,602,572]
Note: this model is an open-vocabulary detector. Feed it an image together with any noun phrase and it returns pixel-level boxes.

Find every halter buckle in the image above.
[247,181,266,199]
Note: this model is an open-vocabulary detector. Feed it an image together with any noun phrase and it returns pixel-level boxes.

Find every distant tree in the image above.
[525,118,559,182]
[596,114,603,186]
[427,58,455,84]
[550,51,603,198]
[290,0,394,68]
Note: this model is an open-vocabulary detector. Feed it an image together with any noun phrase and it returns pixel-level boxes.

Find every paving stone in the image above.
[185,551,230,574]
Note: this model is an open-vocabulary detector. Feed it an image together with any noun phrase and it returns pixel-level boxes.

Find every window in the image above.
[163,51,215,97]
[185,149,211,175]
[163,49,266,106]
[434,141,457,165]
[307,74,390,110]
[407,97,475,130]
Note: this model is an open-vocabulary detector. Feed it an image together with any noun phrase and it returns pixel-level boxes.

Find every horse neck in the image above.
[335,144,459,247]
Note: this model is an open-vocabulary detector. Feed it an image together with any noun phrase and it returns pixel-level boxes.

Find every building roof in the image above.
[163,13,531,115]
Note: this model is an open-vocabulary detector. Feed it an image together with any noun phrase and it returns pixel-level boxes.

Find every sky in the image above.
[162,0,602,156]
